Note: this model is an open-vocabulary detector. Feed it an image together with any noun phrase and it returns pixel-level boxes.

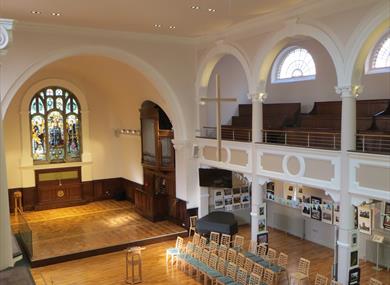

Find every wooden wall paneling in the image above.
[82,181,94,202]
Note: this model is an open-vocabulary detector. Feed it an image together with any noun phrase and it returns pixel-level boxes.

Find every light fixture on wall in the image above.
[115,129,141,137]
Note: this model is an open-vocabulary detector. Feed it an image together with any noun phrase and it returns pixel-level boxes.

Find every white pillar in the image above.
[250,176,268,242]
[249,91,267,241]
[335,85,361,284]
[0,18,14,271]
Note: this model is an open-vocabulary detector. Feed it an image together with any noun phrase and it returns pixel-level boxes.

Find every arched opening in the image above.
[199,54,250,140]
[4,55,187,265]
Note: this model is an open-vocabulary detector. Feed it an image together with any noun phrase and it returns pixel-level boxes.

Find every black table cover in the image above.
[196,211,238,235]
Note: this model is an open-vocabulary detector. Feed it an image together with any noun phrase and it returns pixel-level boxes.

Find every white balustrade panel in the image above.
[256,144,341,192]
[349,152,390,201]
[196,138,252,174]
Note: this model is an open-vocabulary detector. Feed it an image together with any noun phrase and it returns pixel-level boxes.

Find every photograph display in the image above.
[311,196,322,221]
[383,202,390,230]
[322,200,333,224]
[358,205,372,235]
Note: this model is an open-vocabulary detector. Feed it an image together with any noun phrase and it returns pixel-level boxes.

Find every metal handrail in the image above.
[199,127,390,154]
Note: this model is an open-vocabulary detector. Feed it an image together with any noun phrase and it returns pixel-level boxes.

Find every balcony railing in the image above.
[199,127,390,154]
[356,133,390,154]
[263,129,341,150]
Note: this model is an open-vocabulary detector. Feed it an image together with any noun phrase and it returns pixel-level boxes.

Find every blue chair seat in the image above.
[243,252,256,258]
[166,248,180,255]
[206,269,222,278]
[216,276,235,284]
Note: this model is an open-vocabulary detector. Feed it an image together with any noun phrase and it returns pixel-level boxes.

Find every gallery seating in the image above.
[232,234,245,250]
[248,272,262,285]
[210,231,220,244]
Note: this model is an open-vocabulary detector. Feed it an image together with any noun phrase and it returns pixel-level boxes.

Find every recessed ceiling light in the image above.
[169,25,176,30]
[208,8,216,13]
[191,5,200,10]
[51,12,61,16]
[31,10,41,15]
[154,24,161,28]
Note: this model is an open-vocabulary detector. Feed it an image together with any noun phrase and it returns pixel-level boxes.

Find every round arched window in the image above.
[272,46,316,83]
[30,87,82,163]
[366,31,390,74]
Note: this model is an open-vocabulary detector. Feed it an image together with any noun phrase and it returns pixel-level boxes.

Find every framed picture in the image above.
[242,203,250,209]
[334,204,340,226]
[233,196,241,205]
[224,196,233,206]
[351,232,358,248]
[259,203,266,217]
[348,267,360,285]
[288,186,293,191]
[215,199,224,209]
[214,190,223,199]
[233,188,241,196]
[258,218,266,233]
[266,182,274,201]
[302,196,311,217]
[241,193,250,204]
[358,205,371,235]
[311,196,322,221]
[350,250,358,268]
[241,186,249,194]
[383,202,390,230]
[322,200,333,224]
[233,204,241,211]
[225,205,233,211]
[224,188,232,197]
[257,232,268,245]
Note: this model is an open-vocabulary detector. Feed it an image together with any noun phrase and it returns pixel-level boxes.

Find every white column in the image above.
[250,176,268,241]
[249,92,266,143]
[335,85,361,284]
[249,91,267,241]
[0,18,14,270]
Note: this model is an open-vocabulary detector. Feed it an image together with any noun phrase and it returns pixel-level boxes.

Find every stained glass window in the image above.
[272,46,316,83]
[366,32,390,74]
[30,87,81,163]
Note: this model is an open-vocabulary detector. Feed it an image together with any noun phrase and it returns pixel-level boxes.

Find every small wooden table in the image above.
[125,246,145,284]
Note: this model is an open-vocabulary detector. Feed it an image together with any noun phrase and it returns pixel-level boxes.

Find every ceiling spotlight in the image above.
[191,5,200,10]
[51,12,61,16]
[31,10,42,15]
[169,25,176,30]
[154,24,161,28]
[208,8,216,13]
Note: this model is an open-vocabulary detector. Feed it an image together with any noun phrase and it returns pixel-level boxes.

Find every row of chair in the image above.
[177,242,276,285]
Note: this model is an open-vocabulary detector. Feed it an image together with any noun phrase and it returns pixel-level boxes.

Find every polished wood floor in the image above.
[10,200,186,261]
[30,225,390,285]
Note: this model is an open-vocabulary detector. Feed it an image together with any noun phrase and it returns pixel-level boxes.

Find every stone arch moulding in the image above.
[1,45,187,140]
[252,22,344,93]
[344,1,390,86]
[195,42,254,132]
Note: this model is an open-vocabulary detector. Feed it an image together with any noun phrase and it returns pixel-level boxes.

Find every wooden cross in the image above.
[201,74,237,161]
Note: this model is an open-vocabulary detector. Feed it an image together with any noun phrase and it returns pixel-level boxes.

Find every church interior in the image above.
[0,1,389,284]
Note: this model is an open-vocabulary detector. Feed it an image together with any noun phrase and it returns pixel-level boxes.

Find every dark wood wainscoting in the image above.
[8,177,191,227]
[8,177,141,213]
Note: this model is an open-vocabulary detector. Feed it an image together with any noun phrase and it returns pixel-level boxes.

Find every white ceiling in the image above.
[0,0,311,37]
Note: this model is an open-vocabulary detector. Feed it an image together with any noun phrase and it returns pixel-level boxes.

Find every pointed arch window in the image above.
[30,87,82,163]
[272,46,316,83]
[366,31,390,74]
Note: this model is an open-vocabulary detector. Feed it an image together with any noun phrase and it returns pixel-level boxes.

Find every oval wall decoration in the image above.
[282,155,305,177]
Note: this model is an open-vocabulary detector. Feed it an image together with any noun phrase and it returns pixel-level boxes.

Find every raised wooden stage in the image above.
[10,200,187,267]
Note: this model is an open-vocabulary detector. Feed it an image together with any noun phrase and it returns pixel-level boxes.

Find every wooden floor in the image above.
[30,225,390,285]
[11,200,186,262]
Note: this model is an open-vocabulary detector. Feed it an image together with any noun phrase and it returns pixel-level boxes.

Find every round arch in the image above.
[1,45,187,140]
[195,43,253,132]
[196,43,254,93]
[252,23,344,92]
[344,1,390,85]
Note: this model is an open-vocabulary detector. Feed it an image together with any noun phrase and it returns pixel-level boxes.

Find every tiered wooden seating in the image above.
[221,103,301,141]
[289,257,310,285]
[188,215,197,237]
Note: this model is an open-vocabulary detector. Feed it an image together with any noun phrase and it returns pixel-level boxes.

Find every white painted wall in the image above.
[4,56,168,188]
[265,39,338,113]
[201,55,250,128]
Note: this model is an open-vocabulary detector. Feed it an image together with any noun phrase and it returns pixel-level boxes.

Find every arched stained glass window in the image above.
[366,32,390,74]
[30,87,81,163]
[272,46,316,83]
